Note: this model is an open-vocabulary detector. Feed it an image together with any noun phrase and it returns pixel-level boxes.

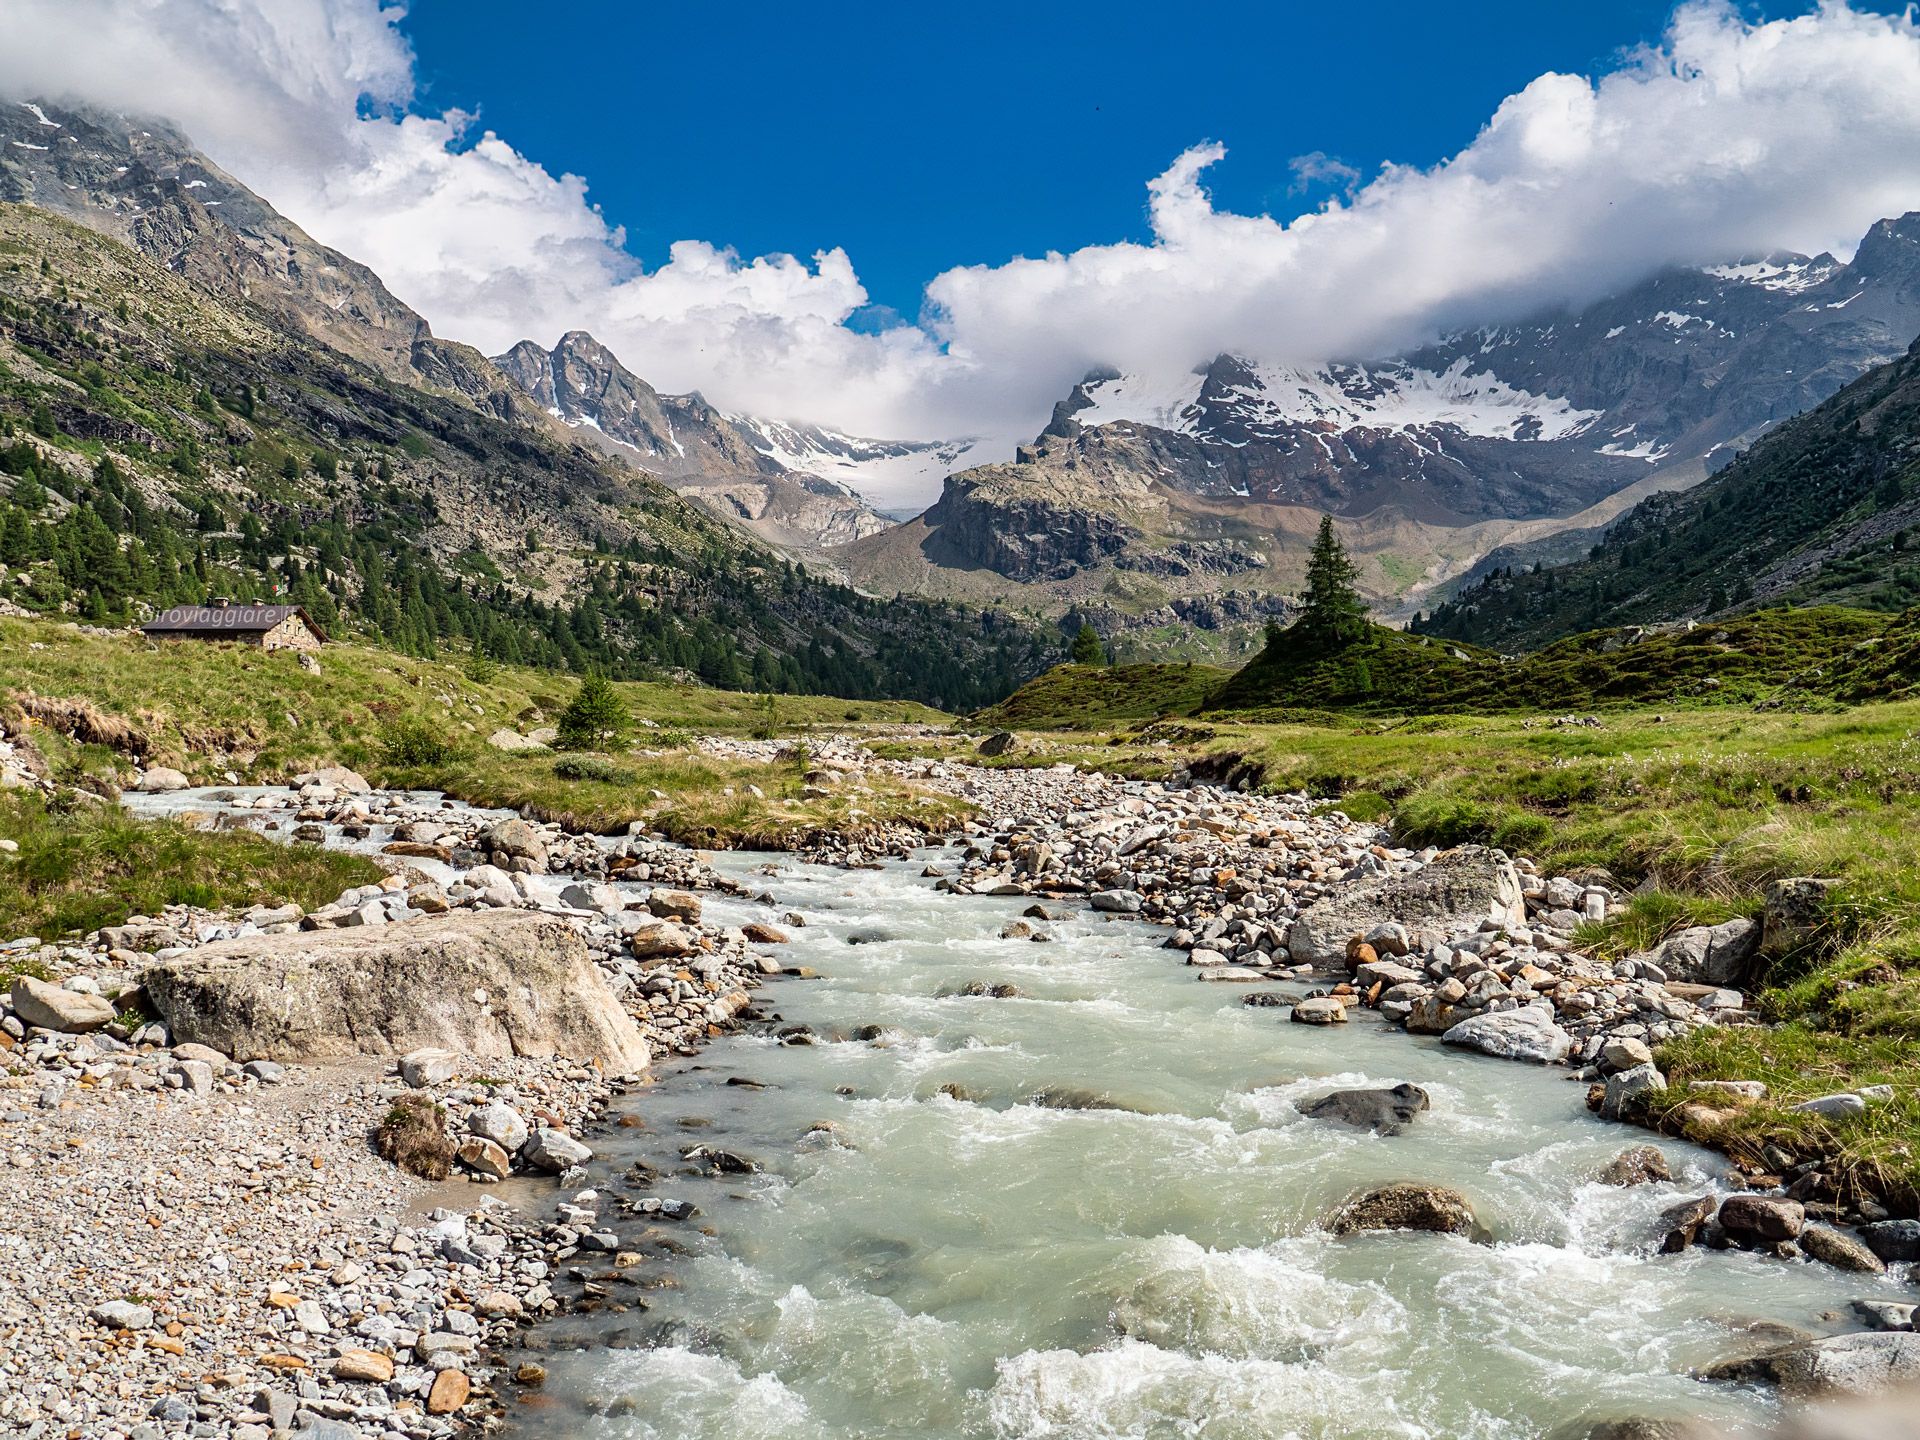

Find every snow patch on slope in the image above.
[1702,259,1834,293]
[1075,358,1601,444]
[731,416,990,511]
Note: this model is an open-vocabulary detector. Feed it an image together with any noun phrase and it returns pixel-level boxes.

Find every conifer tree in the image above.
[1296,515,1367,652]
[1070,622,1104,664]
[556,673,629,751]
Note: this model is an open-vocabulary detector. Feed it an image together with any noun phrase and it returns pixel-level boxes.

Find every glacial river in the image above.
[515,851,1895,1440]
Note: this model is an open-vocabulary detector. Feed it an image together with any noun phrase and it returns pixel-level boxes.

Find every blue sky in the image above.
[399,0,1889,322]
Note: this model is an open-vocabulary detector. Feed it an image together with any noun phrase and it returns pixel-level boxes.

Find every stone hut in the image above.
[141,601,325,652]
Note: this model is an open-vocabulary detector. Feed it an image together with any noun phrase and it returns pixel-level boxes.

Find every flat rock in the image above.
[1289,996,1348,1025]
[142,910,650,1073]
[10,976,116,1033]
[1288,845,1525,966]
[1441,1006,1572,1064]
[1706,1331,1920,1397]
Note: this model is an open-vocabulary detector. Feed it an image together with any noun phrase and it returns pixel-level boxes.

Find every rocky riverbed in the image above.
[2,738,1915,1437]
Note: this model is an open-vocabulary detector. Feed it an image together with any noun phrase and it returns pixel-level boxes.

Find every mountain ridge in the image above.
[836,216,1920,649]
[0,96,1057,706]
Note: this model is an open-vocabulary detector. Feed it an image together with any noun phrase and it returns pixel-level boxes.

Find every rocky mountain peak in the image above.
[493,331,893,551]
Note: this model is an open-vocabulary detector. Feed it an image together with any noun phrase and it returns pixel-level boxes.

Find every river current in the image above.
[519,851,1890,1440]
[119,788,1894,1438]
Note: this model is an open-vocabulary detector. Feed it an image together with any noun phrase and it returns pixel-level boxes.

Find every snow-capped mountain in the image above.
[841,212,1920,626]
[1022,216,1920,525]
[726,418,990,517]
[495,332,898,550]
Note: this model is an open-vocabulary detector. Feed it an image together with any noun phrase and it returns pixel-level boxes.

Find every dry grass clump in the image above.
[375,1092,454,1180]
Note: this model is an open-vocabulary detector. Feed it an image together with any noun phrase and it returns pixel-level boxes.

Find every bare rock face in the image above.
[141,911,649,1073]
[1287,846,1526,967]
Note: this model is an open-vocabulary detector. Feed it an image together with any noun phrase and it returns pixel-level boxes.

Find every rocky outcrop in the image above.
[141,911,650,1073]
[1630,917,1759,985]
[920,468,1144,581]
[1705,1332,1920,1398]
[1287,845,1526,966]
[494,331,890,550]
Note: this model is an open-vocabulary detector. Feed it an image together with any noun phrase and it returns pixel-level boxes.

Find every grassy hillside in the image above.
[0,204,1053,708]
[1,616,962,880]
[973,661,1231,729]
[977,608,1920,724]
[1199,608,1917,716]
[1417,335,1920,650]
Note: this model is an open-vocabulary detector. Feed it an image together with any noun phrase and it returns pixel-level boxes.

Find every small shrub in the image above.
[463,652,499,685]
[375,1092,454,1180]
[1312,790,1391,824]
[749,692,782,741]
[552,755,634,785]
[377,717,459,768]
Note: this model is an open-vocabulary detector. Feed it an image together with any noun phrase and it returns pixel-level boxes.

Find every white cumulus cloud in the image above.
[4,0,1920,508]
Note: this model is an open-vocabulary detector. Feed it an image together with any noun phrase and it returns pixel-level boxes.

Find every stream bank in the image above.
[1,741,1913,1437]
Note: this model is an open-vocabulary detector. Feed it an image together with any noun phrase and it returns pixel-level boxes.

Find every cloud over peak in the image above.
[5,0,1920,494]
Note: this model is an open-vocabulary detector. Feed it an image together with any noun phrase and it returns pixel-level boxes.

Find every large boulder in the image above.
[1761,877,1842,956]
[9,976,116,1032]
[1298,1083,1429,1134]
[1441,1006,1573,1064]
[1287,846,1525,966]
[1705,1331,1920,1397]
[135,767,192,793]
[481,817,548,868]
[1859,1219,1920,1262]
[1717,1193,1804,1244]
[1328,1183,1484,1240]
[141,911,649,1073]
[1633,918,1759,986]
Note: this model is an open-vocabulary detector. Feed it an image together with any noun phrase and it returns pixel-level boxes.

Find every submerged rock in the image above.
[1328,1183,1484,1240]
[1597,1145,1671,1186]
[1298,1083,1430,1135]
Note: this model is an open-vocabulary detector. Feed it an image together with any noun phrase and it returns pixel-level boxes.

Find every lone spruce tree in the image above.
[556,672,629,751]
[1070,622,1105,665]
[1296,516,1367,652]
